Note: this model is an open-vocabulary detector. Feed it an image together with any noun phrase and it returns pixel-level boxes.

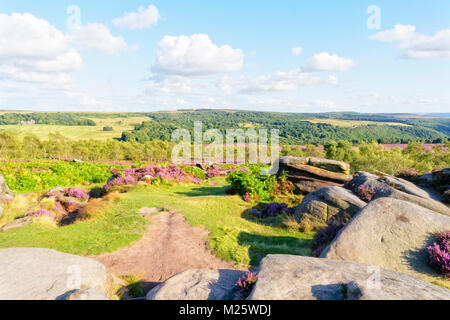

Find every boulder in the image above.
[349,172,450,216]
[0,216,32,232]
[278,156,352,194]
[146,269,245,300]
[63,288,109,300]
[294,186,366,231]
[321,198,450,287]
[418,173,434,187]
[0,248,113,300]
[0,174,14,202]
[248,255,450,300]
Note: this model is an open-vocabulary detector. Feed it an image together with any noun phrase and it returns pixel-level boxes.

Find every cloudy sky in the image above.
[0,0,449,113]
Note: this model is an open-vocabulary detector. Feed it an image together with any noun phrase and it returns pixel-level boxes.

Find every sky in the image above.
[0,0,449,113]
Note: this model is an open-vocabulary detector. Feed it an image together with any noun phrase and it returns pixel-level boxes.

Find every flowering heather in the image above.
[243,192,251,202]
[427,231,450,277]
[236,272,258,299]
[205,167,225,179]
[311,221,344,257]
[397,168,420,178]
[264,202,288,218]
[102,164,200,192]
[31,209,55,219]
[66,187,90,200]
[356,185,376,202]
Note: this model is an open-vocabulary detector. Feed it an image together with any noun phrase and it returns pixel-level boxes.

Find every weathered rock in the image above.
[0,248,113,300]
[322,198,450,287]
[0,216,32,232]
[63,288,109,300]
[443,188,450,204]
[433,168,450,186]
[418,173,434,187]
[278,156,352,194]
[249,255,450,300]
[45,187,65,198]
[0,174,14,202]
[294,186,366,231]
[349,172,450,216]
[146,269,245,300]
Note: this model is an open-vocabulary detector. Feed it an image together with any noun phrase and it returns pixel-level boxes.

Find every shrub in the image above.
[66,187,90,200]
[356,185,375,202]
[397,168,420,178]
[31,208,55,219]
[427,231,450,277]
[103,126,113,131]
[205,167,225,179]
[227,166,277,202]
[236,272,258,299]
[310,221,344,257]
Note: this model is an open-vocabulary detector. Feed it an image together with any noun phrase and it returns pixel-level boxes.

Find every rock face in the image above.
[294,186,366,231]
[146,269,245,300]
[0,216,32,232]
[321,198,450,287]
[278,156,352,194]
[249,255,450,300]
[348,172,450,216]
[0,174,14,202]
[0,248,113,300]
[64,288,109,300]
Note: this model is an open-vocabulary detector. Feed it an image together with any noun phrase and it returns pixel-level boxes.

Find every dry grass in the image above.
[282,214,301,232]
[0,194,39,228]
[78,192,122,220]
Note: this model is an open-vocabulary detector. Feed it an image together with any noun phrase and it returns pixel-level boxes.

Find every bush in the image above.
[227,166,277,202]
[66,187,90,200]
[103,126,113,131]
[310,221,344,257]
[427,231,450,277]
[236,272,258,299]
[356,185,376,202]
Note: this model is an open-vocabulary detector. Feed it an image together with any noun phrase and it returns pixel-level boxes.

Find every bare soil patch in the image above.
[91,209,242,292]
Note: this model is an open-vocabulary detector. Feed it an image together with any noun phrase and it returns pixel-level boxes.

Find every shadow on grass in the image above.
[175,186,228,197]
[238,232,312,266]
[240,207,287,228]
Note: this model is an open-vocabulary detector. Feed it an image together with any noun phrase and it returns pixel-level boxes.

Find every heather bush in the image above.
[236,272,258,299]
[356,185,376,202]
[427,231,450,277]
[31,208,56,219]
[310,221,344,257]
[102,164,200,193]
[397,168,420,178]
[66,187,90,200]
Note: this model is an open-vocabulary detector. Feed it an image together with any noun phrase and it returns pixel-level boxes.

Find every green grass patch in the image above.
[0,178,313,266]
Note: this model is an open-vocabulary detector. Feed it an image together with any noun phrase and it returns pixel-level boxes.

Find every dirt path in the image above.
[92,209,241,291]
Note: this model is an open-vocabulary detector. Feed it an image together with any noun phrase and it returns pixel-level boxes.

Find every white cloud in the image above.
[146,76,192,94]
[371,25,450,59]
[152,34,244,76]
[292,46,303,56]
[113,5,160,30]
[327,75,339,85]
[219,69,327,94]
[0,13,82,87]
[70,23,131,54]
[313,99,337,109]
[306,52,355,72]
[370,24,416,42]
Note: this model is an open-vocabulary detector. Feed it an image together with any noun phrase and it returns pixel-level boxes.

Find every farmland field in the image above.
[0,116,149,140]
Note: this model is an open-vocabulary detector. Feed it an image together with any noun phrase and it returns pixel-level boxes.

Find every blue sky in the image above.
[0,0,448,113]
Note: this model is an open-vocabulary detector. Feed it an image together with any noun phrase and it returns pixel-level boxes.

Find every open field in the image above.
[0,116,149,140]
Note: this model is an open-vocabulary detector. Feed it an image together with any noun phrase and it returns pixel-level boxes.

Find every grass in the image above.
[0,116,149,140]
[0,177,313,266]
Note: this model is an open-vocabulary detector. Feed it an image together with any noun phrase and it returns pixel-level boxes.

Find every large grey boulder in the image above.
[348,172,450,216]
[63,288,109,300]
[294,186,366,231]
[0,174,14,202]
[322,198,450,287]
[278,156,352,194]
[249,255,450,300]
[146,269,245,300]
[0,248,113,300]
